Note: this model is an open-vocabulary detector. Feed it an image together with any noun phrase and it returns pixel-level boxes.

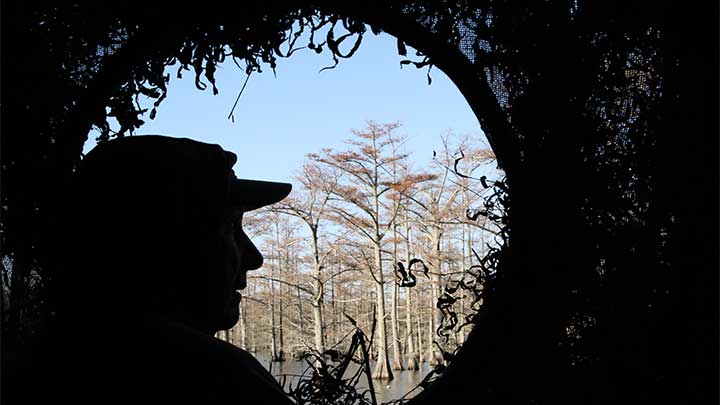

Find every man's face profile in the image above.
[208,206,263,332]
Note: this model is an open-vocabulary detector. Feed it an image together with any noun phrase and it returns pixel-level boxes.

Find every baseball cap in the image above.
[74,135,292,215]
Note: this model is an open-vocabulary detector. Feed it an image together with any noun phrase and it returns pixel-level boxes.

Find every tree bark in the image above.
[427,288,437,366]
[249,283,257,353]
[278,293,285,361]
[270,242,280,361]
[404,205,419,369]
[391,282,404,370]
[310,226,326,359]
[371,239,393,380]
[390,220,404,370]
[371,132,393,381]
[456,224,467,346]
[330,271,336,349]
[296,285,304,331]
[277,224,286,362]
[406,286,420,370]
[417,297,424,364]
[239,299,247,350]
[427,229,444,366]
[270,278,279,361]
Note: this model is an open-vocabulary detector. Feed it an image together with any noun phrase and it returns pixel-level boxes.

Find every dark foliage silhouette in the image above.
[2,1,716,404]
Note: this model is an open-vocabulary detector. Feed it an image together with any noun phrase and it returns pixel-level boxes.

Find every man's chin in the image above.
[216,308,240,332]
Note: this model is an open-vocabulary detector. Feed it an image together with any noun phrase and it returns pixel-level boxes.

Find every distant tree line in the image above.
[215,121,502,381]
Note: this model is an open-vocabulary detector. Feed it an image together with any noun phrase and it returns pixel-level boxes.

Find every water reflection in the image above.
[255,355,432,403]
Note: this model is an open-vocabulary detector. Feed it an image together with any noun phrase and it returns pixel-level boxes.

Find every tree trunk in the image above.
[427,229,443,366]
[249,283,257,353]
[370,288,379,360]
[371,239,393,380]
[456,224,467,346]
[269,244,280,361]
[276,223,286,361]
[427,288,437,366]
[404,206,419,369]
[312,303,324,359]
[270,278,279,361]
[330,271,336,349]
[239,299,247,350]
[406,286,419,370]
[391,282,404,370]
[417,297,424,364]
[297,285,304,331]
[390,221,404,370]
[311,227,326,358]
[278,292,285,361]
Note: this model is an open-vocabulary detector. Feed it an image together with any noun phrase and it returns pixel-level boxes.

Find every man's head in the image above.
[57,135,290,333]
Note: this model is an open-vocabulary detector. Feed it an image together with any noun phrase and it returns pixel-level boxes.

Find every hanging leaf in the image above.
[395,261,418,287]
[397,38,408,56]
[409,258,429,279]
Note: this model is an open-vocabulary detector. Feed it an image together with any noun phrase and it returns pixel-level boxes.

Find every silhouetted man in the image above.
[8,135,294,404]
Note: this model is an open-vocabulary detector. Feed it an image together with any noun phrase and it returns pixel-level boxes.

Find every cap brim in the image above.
[229,179,292,211]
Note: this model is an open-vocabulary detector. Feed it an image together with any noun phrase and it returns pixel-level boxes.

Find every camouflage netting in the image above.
[2,1,716,404]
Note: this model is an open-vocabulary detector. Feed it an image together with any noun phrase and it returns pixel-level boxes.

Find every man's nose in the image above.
[237,231,263,270]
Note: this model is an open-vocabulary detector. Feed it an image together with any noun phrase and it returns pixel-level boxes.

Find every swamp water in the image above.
[255,355,433,403]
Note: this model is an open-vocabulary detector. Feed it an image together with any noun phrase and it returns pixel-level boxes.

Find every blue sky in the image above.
[86,30,488,184]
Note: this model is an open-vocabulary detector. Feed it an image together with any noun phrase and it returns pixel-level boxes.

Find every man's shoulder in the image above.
[143,317,252,361]
[142,318,294,404]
